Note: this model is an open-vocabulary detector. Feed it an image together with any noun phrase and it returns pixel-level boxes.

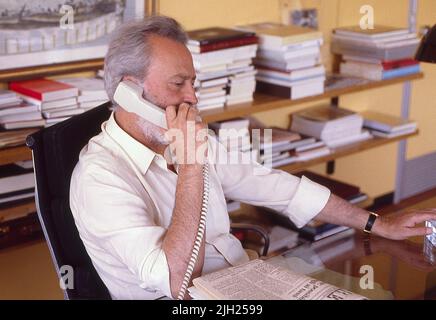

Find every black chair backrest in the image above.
[26,104,112,299]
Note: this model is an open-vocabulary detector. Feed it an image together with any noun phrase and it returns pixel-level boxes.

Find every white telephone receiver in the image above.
[113,80,168,129]
[113,80,209,300]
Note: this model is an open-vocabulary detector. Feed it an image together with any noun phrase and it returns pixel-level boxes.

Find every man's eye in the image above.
[173,82,184,87]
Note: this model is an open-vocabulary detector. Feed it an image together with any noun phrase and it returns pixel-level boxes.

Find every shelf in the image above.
[202,73,424,123]
[0,59,104,82]
[277,131,419,173]
[0,145,32,166]
[0,73,424,166]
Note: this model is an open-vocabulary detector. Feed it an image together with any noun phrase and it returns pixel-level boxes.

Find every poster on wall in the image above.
[0,0,145,71]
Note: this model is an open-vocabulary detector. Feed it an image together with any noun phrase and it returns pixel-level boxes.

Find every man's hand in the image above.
[373,208,436,240]
[165,103,208,167]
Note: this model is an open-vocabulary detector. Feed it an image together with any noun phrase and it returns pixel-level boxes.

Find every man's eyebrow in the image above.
[170,73,196,81]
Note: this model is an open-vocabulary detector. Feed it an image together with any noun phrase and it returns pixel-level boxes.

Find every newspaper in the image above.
[190,259,367,300]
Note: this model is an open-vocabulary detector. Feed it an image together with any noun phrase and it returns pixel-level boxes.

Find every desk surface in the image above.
[268,230,436,300]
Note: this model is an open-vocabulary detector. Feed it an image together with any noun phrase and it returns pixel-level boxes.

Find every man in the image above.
[70,16,436,300]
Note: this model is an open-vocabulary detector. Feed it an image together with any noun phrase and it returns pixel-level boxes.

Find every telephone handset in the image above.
[113,80,168,129]
[114,80,209,300]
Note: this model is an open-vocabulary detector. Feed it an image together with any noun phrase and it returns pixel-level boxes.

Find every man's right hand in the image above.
[165,103,208,167]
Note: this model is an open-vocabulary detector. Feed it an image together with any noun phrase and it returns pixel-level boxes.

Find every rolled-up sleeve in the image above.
[76,165,172,298]
[211,139,331,228]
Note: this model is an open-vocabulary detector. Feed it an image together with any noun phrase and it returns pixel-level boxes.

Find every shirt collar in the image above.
[103,112,168,175]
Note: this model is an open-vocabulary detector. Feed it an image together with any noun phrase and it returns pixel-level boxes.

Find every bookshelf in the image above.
[0,72,423,168]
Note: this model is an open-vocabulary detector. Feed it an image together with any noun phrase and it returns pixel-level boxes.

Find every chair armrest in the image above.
[230,223,270,257]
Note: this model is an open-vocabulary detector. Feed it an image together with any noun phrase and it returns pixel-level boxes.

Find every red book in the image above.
[9,79,79,102]
[191,36,259,54]
[382,59,419,70]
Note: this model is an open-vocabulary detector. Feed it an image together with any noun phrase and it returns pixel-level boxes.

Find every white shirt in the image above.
[69,113,331,300]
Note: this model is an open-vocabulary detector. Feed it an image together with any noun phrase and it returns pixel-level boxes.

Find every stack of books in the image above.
[0,161,35,207]
[58,77,109,111]
[187,27,258,110]
[9,78,81,128]
[237,22,326,100]
[0,89,43,130]
[290,104,371,148]
[331,25,421,81]
[249,117,328,168]
[360,110,418,138]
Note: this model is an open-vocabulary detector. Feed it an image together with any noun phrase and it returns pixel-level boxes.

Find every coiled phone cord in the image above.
[177,162,210,300]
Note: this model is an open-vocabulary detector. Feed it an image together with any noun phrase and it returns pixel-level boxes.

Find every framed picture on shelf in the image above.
[0,0,146,71]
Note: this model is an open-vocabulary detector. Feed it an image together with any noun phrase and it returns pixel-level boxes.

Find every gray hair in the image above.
[104,16,188,107]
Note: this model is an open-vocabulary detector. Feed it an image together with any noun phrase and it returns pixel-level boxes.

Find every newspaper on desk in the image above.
[189,259,367,300]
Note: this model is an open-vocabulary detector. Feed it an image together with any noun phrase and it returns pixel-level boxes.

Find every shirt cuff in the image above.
[139,248,172,298]
[285,175,331,228]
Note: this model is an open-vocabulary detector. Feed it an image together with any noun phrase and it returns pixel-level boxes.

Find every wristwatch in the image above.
[363,212,379,234]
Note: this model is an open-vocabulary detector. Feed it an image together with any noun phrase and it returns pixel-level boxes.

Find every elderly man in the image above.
[70,16,436,300]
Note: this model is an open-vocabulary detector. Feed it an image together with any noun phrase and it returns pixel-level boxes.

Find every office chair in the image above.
[26,104,112,300]
[27,103,269,299]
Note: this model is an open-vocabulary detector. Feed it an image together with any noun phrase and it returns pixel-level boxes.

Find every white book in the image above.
[257,65,326,82]
[57,77,107,96]
[258,46,320,62]
[0,104,38,117]
[196,90,226,100]
[334,26,410,40]
[197,96,227,108]
[1,119,46,130]
[0,111,42,123]
[325,130,372,148]
[43,107,84,119]
[195,77,228,89]
[256,74,326,88]
[193,45,258,69]
[370,127,417,138]
[19,94,78,110]
[254,57,320,72]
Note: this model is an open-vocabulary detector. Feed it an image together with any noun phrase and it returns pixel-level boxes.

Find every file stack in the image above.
[237,22,326,100]
[9,78,81,127]
[0,89,44,130]
[331,25,421,80]
[187,27,259,110]
[290,104,370,148]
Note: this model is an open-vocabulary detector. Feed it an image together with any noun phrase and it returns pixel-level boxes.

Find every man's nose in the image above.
[184,83,198,106]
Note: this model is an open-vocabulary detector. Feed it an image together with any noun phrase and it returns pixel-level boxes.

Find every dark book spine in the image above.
[197,36,259,53]
[256,81,291,98]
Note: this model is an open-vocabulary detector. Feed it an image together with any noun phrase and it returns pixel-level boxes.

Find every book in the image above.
[1,119,46,130]
[370,127,417,138]
[9,79,79,102]
[0,128,38,148]
[361,110,417,133]
[256,77,325,100]
[340,62,421,81]
[334,25,410,40]
[187,27,256,46]
[290,105,363,141]
[0,111,43,123]
[237,22,323,48]
[0,164,35,195]
[57,77,108,99]
[256,65,326,82]
[188,258,366,300]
